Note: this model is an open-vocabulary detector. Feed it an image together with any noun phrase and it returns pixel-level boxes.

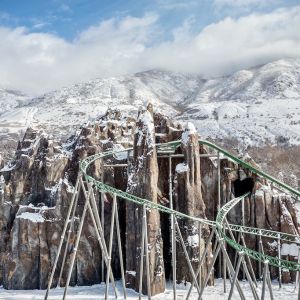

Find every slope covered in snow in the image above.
[0,58,300,147]
[0,88,29,114]
[184,58,300,103]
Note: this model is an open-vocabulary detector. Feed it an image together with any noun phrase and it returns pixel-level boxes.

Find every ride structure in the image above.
[45,139,300,300]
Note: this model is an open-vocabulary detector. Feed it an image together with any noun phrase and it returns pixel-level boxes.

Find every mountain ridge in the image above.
[0,57,300,150]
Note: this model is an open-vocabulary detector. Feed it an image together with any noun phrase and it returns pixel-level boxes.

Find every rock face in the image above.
[0,127,105,289]
[201,149,300,281]
[173,123,209,283]
[126,105,165,295]
[250,185,300,281]
[0,106,299,292]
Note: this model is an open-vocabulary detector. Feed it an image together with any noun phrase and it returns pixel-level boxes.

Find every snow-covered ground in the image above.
[0,279,298,300]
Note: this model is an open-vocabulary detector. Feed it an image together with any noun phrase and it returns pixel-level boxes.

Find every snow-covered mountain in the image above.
[0,89,29,114]
[0,58,300,147]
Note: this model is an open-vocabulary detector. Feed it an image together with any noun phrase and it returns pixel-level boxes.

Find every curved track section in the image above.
[216,194,300,271]
[80,140,300,272]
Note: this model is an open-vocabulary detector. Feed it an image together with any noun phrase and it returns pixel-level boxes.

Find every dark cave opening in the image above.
[233,177,255,197]
[160,210,172,280]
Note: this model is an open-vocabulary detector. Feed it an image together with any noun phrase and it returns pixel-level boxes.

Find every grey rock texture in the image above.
[125,104,165,295]
[173,124,210,284]
[0,106,299,292]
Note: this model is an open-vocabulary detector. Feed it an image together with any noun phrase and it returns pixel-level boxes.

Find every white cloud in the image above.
[32,22,49,29]
[0,7,299,95]
[144,6,300,77]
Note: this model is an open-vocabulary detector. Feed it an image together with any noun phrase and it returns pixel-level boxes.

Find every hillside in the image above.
[0,58,299,156]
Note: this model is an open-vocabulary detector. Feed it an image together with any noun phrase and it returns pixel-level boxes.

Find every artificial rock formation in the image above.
[173,123,210,283]
[200,148,300,281]
[126,105,165,295]
[0,127,104,289]
[0,105,299,292]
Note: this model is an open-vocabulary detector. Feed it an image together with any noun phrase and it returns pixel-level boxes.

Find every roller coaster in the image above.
[45,139,300,300]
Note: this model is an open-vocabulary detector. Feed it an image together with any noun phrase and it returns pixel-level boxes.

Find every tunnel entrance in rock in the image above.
[233,177,254,197]
[160,212,171,279]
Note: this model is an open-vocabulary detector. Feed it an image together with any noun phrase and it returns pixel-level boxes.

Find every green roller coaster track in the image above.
[80,139,300,272]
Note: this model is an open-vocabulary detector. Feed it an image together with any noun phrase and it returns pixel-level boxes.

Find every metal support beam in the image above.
[138,206,146,300]
[186,227,216,300]
[85,181,118,298]
[103,164,128,168]
[105,193,116,299]
[261,261,268,300]
[143,205,151,300]
[277,233,282,288]
[62,182,91,300]
[174,218,201,295]
[44,175,80,300]
[57,183,80,287]
[198,222,202,290]
[198,239,222,300]
[228,251,243,300]
[169,155,177,300]
[217,151,222,279]
[114,199,127,299]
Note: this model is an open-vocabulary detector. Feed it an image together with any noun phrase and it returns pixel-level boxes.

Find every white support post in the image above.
[138,206,146,300]
[261,261,268,300]
[241,197,245,281]
[217,151,222,279]
[114,200,127,299]
[277,233,282,289]
[169,155,177,300]
[174,219,201,295]
[57,184,80,287]
[228,252,243,300]
[186,227,216,299]
[143,205,151,300]
[198,222,202,290]
[62,181,91,300]
[198,239,222,300]
[101,157,105,283]
[105,193,117,299]
[295,248,300,294]
[83,180,118,298]
[44,175,81,300]
[259,231,263,279]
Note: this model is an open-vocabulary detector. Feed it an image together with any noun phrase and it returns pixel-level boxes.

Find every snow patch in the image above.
[187,234,199,247]
[16,212,44,223]
[0,163,16,172]
[113,144,128,161]
[136,110,155,149]
[281,243,299,257]
[182,122,197,145]
[176,163,189,173]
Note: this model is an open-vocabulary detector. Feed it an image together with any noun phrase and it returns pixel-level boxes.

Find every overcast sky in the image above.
[0,0,300,95]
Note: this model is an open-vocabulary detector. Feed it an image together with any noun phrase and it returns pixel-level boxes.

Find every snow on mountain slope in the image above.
[0,58,299,147]
[0,89,29,114]
[186,58,300,103]
[178,58,300,146]
[181,98,300,146]
[14,70,202,137]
